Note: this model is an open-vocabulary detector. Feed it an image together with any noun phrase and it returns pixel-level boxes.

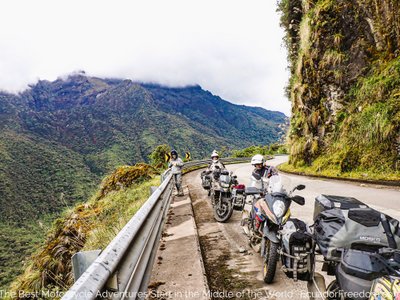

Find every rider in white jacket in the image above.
[207,150,225,172]
[168,149,184,196]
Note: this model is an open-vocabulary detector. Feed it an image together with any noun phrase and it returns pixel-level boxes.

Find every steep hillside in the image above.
[279,0,400,179]
[0,75,287,222]
[8,164,160,299]
[0,74,287,289]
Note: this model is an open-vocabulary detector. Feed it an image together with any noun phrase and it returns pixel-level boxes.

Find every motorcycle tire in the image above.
[262,239,279,284]
[326,280,344,300]
[213,198,233,223]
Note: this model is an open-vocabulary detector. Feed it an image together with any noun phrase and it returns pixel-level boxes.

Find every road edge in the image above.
[187,188,212,300]
[277,163,400,188]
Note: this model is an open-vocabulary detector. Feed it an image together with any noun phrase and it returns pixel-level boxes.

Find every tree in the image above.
[148,144,171,168]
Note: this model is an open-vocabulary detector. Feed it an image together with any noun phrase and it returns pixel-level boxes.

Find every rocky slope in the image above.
[279,0,400,177]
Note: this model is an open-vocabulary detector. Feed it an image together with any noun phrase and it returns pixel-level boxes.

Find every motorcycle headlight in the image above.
[221,182,230,188]
[272,200,286,218]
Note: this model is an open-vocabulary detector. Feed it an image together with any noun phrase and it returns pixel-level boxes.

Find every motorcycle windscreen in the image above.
[219,174,230,184]
[268,175,285,194]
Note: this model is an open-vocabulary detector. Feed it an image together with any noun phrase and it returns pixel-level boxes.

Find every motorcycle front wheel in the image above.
[262,239,279,283]
[213,198,233,223]
[326,280,344,300]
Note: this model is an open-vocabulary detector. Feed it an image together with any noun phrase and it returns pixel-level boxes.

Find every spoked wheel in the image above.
[262,239,279,283]
[326,280,344,300]
[213,198,233,222]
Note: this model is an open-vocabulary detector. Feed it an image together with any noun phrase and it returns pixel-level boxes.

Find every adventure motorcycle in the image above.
[308,195,400,300]
[257,174,311,283]
[310,248,400,300]
[241,165,280,238]
[209,167,239,222]
[240,169,269,239]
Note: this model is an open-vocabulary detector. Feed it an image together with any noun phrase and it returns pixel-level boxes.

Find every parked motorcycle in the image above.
[240,169,269,239]
[311,248,400,300]
[258,175,312,283]
[241,186,265,249]
[209,167,239,222]
[308,195,400,300]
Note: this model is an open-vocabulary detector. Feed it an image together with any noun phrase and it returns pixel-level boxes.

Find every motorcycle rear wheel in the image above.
[262,239,279,283]
[213,198,233,223]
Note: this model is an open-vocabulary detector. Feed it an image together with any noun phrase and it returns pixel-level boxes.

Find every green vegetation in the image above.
[6,164,159,299]
[148,144,171,168]
[0,75,287,288]
[277,0,400,180]
[279,160,400,182]
[0,219,52,291]
[232,144,288,158]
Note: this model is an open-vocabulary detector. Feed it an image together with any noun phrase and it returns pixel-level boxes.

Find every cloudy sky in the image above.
[0,0,291,115]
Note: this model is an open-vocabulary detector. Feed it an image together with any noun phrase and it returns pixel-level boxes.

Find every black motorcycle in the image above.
[209,167,238,222]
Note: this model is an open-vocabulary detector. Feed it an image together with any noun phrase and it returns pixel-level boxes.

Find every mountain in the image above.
[0,75,287,288]
[278,0,400,177]
[0,75,287,222]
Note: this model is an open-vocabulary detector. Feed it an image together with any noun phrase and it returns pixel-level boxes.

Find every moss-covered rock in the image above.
[279,0,400,178]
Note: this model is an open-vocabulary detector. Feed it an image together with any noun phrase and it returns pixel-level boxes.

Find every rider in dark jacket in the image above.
[251,154,277,183]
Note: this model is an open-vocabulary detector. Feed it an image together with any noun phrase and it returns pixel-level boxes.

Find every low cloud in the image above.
[0,0,290,115]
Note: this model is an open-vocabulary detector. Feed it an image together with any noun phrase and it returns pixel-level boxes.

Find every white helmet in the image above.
[251,154,265,166]
[211,150,219,160]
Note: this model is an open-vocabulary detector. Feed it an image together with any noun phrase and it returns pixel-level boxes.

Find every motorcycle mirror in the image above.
[295,184,306,191]
[291,195,305,205]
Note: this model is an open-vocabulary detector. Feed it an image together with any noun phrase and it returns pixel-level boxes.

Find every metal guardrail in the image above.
[62,157,250,300]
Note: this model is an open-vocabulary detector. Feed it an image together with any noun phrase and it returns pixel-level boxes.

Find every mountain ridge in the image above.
[0,74,287,288]
[0,74,288,223]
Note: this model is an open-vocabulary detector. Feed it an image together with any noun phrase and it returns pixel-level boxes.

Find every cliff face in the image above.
[280,0,400,175]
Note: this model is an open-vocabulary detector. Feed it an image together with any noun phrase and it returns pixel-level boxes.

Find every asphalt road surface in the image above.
[184,156,400,300]
[230,156,400,223]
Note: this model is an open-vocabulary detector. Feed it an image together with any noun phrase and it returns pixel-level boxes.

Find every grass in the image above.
[5,164,160,300]
[279,159,400,182]
[83,176,160,250]
[232,144,288,158]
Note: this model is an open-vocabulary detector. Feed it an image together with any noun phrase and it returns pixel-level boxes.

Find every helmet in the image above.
[171,149,178,157]
[251,154,265,166]
[211,150,219,159]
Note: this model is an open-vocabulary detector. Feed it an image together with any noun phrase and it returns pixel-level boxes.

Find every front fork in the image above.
[218,192,223,209]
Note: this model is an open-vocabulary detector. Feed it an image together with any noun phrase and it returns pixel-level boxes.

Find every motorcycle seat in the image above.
[245,187,262,195]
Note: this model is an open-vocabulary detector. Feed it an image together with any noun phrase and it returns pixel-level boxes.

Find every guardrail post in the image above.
[71,250,101,282]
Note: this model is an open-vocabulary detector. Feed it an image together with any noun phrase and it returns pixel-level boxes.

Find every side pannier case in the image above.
[281,218,315,281]
[200,171,212,190]
[314,194,368,221]
[314,207,400,261]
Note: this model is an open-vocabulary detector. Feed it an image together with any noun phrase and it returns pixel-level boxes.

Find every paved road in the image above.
[230,156,400,223]
[185,156,400,300]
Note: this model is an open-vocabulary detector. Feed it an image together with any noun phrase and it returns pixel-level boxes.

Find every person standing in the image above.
[168,149,184,196]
